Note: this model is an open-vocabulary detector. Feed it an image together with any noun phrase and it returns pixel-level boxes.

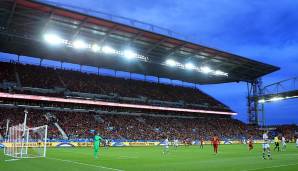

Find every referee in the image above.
[274,136,280,152]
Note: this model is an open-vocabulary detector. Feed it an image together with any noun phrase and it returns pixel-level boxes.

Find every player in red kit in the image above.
[248,136,254,151]
[212,135,220,154]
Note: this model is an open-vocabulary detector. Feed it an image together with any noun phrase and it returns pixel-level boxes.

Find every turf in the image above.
[0,144,297,171]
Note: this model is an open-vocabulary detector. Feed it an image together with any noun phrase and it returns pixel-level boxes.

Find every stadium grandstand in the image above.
[0,0,297,171]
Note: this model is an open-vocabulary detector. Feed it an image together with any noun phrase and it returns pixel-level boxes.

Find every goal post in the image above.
[4,124,48,159]
[25,125,48,158]
[3,119,10,156]
[3,110,48,159]
[20,109,28,158]
[4,124,24,158]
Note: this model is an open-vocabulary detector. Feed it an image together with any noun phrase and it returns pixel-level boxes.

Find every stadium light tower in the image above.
[249,77,298,126]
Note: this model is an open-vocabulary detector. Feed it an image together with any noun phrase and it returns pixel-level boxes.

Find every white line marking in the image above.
[47,157,125,171]
[117,156,139,159]
[5,158,20,162]
[241,163,298,171]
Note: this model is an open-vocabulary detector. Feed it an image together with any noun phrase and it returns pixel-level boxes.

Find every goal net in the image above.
[4,124,48,159]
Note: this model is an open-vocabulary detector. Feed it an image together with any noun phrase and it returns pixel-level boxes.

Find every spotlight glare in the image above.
[102,46,115,54]
[215,70,224,75]
[258,99,266,103]
[269,97,284,101]
[73,40,88,49]
[43,34,63,45]
[185,63,195,70]
[123,50,137,59]
[201,66,212,73]
[215,70,228,76]
[91,44,100,52]
[166,59,176,67]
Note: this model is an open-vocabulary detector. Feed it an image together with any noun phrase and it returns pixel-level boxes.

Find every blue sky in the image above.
[43,0,298,125]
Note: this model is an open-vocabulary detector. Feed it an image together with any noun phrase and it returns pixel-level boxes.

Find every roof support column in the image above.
[247,78,264,126]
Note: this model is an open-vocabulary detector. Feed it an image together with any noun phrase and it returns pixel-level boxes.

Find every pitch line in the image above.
[117,156,139,160]
[4,158,20,162]
[241,163,298,171]
[47,157,125,171]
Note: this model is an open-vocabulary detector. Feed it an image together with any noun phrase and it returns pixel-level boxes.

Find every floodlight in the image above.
[214,70,228,76]
[102,46,115,54]
[269,97,284,101]
[73,40,88,49]
[201,66,212,73]
[283,96,298,100]
[166,59,176,67]
[185,63,195,70]
[123,50,137,59]
[91,44,100,52]
[43,33,63,45]
[258,99,266,103]
[215,70,224,75]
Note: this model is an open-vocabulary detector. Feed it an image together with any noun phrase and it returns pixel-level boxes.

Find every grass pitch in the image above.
[1,144,297,171]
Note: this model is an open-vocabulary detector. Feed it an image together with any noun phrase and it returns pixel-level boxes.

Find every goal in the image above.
[4,111,48,159]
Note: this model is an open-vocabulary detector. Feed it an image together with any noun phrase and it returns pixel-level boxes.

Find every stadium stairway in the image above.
[14,66,22,87]
[54,122,69,140]
[136,117,146,123]
[44,113,69,139]
[56,71,67,88]
[94,115,105,123]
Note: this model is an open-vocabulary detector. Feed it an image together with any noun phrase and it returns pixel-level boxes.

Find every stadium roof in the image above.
[0,0,279,84]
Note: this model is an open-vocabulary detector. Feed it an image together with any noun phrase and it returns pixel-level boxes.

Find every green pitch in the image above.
[1,144,297,171]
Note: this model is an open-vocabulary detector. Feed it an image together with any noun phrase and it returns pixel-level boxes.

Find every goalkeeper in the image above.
[93,133,103,159]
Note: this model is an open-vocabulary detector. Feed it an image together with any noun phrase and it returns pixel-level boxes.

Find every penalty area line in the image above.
[241,163,298,171]
[47,157,125,171]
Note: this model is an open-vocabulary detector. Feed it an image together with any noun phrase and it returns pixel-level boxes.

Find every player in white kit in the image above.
[173,138,179,149]
[104,139,109,149]
[262,131,272,160]
[281,136,286,151]
[163,137,169,154]
[296,138,298,148]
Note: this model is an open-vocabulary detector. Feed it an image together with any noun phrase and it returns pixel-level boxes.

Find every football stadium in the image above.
[0,0,298,170]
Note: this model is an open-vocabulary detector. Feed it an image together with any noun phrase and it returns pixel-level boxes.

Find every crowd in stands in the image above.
[1,108,296,142]
[0,108,60,139]
[275,125,298,140]
[0,62,15,83]
[0,61,297,143]
[0,62,229,111]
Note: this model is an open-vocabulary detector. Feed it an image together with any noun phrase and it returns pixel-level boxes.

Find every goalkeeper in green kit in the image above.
[93,133,103,159]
